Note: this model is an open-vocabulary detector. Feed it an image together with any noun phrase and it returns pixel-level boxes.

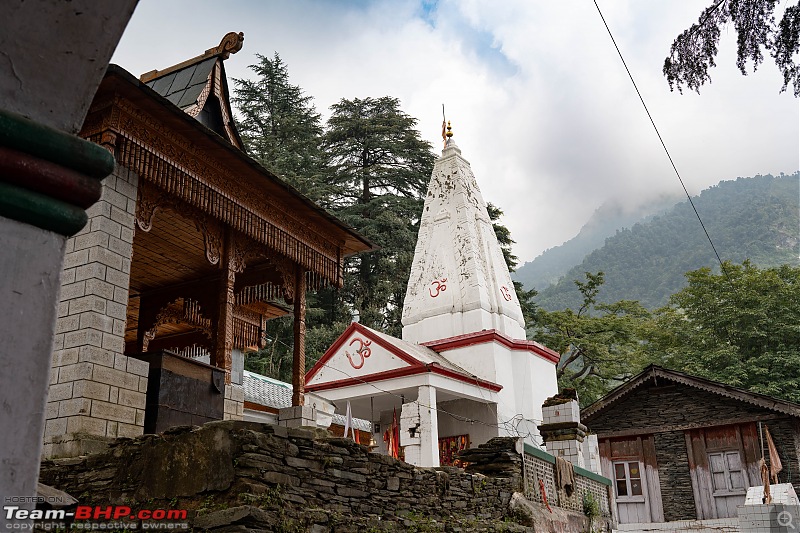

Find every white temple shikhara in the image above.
[306,123,559,466]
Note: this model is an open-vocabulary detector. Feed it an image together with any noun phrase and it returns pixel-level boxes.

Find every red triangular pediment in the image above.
[306,322,424,386]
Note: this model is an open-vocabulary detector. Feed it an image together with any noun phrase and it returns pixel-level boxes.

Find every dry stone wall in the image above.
[38,421,602,532]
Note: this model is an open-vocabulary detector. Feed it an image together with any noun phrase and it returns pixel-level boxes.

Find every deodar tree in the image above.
[323,97,435,336]
[232,53,331,203]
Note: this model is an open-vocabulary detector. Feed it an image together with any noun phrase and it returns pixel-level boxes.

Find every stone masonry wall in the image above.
[223,383,245,421]
[44,165,147,458]
[39,421,520,531]
[653,431,695,521]
[37,421,606,532]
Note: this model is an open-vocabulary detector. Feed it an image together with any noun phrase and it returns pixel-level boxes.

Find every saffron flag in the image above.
[760,458,772,504]
[765,424,783,483]
[392,407,400,459]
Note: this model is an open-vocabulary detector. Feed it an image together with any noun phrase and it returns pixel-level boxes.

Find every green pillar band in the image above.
[0,108,114,179]
[0,181,88,236]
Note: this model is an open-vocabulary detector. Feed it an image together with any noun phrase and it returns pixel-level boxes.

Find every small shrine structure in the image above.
[43,33,372,457]
[307,124,559,467]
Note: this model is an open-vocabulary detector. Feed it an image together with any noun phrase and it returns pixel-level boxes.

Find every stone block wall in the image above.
[223,383,245,421]
[653,431,695,521]
[44,166,146,458]
[39,421,540,531]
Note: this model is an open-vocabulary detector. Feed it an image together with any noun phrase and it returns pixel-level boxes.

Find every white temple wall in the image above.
[437,341,557,448]
[434,342,502,384]
[510,349,559,445]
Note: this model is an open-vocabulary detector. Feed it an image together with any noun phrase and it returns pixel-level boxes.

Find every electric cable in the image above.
[592,0,727,274]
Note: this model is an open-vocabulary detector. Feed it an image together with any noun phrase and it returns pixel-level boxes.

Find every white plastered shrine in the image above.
[306,129,559,467]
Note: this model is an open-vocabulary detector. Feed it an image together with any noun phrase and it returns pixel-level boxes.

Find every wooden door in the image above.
[686,423,758,519]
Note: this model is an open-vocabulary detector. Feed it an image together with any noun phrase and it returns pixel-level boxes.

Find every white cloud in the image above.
[113,0,799,262]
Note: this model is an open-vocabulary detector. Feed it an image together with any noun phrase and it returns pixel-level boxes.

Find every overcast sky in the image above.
[112,0,799,263]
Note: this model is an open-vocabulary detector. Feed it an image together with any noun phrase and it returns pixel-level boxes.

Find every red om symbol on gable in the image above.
[344,337,373,369]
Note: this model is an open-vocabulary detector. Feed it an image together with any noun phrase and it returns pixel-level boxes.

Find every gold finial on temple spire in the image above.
[446,121,453,138]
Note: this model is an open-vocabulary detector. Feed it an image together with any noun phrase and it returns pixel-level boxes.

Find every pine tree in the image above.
[664,0,800,96]
[323,97,435,336]
[232,53,338,381]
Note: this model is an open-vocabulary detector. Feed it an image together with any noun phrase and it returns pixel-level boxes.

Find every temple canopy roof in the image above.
[80,33,373,385]
[305,322,501,420]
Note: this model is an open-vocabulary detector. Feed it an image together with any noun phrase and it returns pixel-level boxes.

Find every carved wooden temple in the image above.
[43,33,372,457]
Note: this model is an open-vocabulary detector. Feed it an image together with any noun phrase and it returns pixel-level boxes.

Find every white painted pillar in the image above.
[418,385,440,467]
[0,219,65,518]
[400,403,421,465]
[0,1,136,527]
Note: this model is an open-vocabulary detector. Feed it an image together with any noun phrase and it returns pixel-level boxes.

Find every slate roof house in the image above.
[582,365,800,527]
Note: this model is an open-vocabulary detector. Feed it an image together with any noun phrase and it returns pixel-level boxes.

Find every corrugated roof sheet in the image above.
[243,370,292,409]
[243,370,371,431]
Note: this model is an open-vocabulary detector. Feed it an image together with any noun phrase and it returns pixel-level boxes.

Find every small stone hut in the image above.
[582,365,800,526]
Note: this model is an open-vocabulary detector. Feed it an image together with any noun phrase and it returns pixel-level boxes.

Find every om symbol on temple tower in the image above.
[429,278,448,297]
[500,285,513,301]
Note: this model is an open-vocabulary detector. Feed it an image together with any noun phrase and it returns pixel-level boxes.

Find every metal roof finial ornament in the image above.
[446,121,453,138]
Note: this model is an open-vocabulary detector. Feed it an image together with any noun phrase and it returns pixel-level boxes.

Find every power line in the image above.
[592,0,726,273]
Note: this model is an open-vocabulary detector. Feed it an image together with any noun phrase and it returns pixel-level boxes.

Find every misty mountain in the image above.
[530,173,799,311]
[513,194,680,291]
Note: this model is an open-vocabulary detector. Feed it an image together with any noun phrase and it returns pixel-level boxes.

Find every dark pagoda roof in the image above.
[146,57,216,109]
[139,32,245,149]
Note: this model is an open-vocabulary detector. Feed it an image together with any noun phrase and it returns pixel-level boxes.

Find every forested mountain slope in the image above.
[513,194,679,291]
[534,173,799,311]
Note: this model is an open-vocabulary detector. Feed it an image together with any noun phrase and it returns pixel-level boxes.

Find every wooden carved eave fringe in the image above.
[195,215,223,265]
[233,306,265,350]
[142,297,213,352]
[82,96,343,289]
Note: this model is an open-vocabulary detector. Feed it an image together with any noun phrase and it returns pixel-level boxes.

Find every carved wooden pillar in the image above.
[292,264,307,406]
[215,228,235,383]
